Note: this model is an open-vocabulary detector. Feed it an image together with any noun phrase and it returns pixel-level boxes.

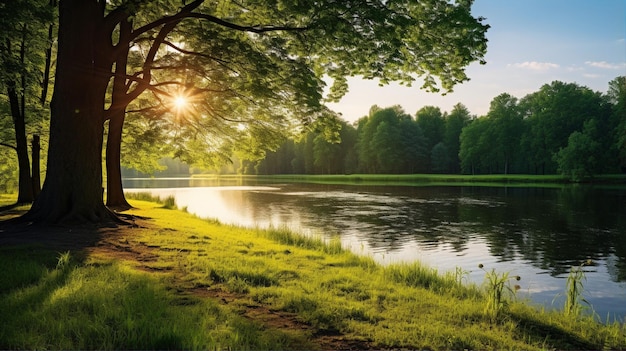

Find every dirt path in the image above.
[0,213,374,350]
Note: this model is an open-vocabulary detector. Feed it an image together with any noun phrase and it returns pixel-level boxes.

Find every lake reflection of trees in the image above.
[240,184,626,282]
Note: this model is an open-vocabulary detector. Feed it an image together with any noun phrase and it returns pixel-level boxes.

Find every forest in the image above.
[250,77,626,181]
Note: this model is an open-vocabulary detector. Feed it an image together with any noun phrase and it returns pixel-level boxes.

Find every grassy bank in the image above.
[1,200,625,350]
[193,173,626,187]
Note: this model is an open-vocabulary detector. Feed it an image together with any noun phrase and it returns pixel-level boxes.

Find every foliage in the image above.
[0,0,53,200]
[250,77,624,179]
[607,76,626,169]
[554,120,601,181]
[70,0,488,172]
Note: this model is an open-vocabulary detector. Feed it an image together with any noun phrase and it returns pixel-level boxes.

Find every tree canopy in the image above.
[13,0,489,223]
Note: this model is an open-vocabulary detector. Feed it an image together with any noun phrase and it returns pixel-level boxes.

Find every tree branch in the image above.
[0,142,17,151]
[130,0,204,41]
[182,13,310,33]
[131,1,308,43]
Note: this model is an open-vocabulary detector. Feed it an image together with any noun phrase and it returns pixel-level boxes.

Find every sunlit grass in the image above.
[0,193,17,206]
[0,246,308,350]
[121,200,625,350]
[1,199,624,350]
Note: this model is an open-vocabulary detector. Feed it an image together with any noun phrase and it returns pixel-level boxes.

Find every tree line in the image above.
[250,77,626,180]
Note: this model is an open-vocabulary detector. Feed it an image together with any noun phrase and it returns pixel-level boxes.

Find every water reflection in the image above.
[123,179,626,319]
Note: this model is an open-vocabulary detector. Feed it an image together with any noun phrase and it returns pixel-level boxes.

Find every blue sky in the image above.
[328,0,626,122]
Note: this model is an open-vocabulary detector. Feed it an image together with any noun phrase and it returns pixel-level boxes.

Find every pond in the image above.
[123,177,626,320]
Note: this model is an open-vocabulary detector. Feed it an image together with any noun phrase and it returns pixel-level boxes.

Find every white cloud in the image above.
[583,73,602,79]
[508,61,560,71]
[565,65,584,72]
[585,61,626,70]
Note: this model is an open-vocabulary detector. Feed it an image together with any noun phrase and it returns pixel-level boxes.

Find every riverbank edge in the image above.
[190,173,626,187]
[1,199,624,350]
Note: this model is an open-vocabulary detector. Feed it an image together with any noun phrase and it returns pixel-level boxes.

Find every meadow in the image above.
[0,196,624,350]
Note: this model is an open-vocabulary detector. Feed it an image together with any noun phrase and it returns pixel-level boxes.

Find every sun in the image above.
[173,95,188,110]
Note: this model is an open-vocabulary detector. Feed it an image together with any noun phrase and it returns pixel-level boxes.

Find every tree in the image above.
[415,105,445,171]
[459,117,491,174]
[397,117,428,173]
[607,76,626,171]
[357,106,409,173]
[486,93,522,174]
[0,0,54,203]
[443,103,471,173]
[431,142,451,173]
[520,81,605,174]
[554,120,601,181]
[23,0,488,223]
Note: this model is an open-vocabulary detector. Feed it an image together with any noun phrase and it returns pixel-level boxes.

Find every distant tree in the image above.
[443,103,471,173]
[431,142,451,173]
[339,121,358,174]
[607,76,626,171]
[554,119,601,181]
[372,120,403,173]
[415,106,445,171]
[459,117,491,174]
[24,0,489,223]
[313,133,341,174]
[486,93,522,174]
[357,106,409,173]
[520,81,605,174]
[398,118,428,173]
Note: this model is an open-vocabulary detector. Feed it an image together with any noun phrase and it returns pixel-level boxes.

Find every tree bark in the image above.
[32,134,41,197]
[7,83,34,204]
[105,109,132,210]
[105,18,132,211]
[25,0,116,223]
[40,0,57,106]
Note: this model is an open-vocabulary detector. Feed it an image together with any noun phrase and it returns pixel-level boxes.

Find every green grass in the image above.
[1,200,625,350]
[0,246,309,350]
[0,193,17,207]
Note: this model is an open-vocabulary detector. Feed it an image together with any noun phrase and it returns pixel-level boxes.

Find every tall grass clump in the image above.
[260,227,344,255]
[562,260,592,318]
[383,262,474,299]
[56,251,72,271]
[124,192,178,210]
[479,264,520,320]
[162,195,177,209]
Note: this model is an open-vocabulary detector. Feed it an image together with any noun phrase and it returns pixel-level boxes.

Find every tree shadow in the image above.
[507,311,600,350]
[0,246,310,350]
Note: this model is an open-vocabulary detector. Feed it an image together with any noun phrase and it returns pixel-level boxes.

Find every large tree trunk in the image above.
[25,0,116,223]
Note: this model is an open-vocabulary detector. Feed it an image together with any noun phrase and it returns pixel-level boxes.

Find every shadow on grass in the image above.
[0,246,311,350]
[0,203,19,212]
